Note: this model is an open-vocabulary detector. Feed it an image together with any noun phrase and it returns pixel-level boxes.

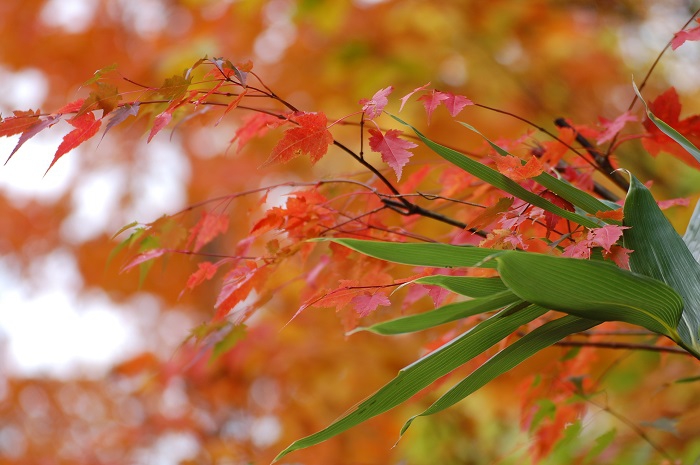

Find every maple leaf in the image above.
[439,91,473,117]
[587,224,629,252]
[672,19,700,50]
[186,211,230,252]
[6,115,61,163]
[182,261,219,297]
[147,110,173,142]
[594,208,624,222]
[121,248,167,273]
[101,103,140,142]
[266,112,333,165]
[657,197,689,209]
[596,111,636,144]
[470,197,514,230]
[57,99,86,114]
[540,191,574,231]
[368,128,417,180]
[562,240,592,259]
[350,291,391,317]
[78,82,121,117]
[359,86,393,119]
[492,154,544,182]
[49,112,102,172]
[642,87,700,166]
[603,244,633,269]
[417,90,449,123]
[0,110,41,138]
[231,112,286,153]
[399,82,431,111]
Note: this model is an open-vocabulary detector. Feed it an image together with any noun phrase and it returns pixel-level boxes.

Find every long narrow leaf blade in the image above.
[634,81,700,165]
[459,121,617,221]
[494,250,682,338]
[683,199,700,262]
[400,315,599,436]
[391,115,603,228]
[312,238,500,268]
[413,275,507,297]
[623,174,700,356]
[353,290,521,335]
[273,303,547,462]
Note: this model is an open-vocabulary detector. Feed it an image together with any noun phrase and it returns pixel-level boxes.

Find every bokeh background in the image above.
[1,0,700,464]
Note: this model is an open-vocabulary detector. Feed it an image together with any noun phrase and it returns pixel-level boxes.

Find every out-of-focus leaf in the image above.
[210,324,247,363]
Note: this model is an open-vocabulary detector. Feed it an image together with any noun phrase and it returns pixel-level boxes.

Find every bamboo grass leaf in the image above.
[400,315,598,436]
[274,303,547,462]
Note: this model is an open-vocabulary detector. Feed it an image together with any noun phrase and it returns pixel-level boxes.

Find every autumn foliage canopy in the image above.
[2,1,700,464]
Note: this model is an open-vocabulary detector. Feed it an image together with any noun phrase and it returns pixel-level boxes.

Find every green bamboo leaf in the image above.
[400,315,598,436]
[390,115,607,228]
[312,238,500,268]
[682,200,700,262]
[458,121,618,222]
[273,303,547,462]
[633,81,700,165]
[412,275,507,297]
[623,175,700,357]
[352,290,521,335]
[494,250,683,338]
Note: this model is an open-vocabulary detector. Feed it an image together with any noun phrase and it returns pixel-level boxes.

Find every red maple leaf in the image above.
[231,112,286,153]
[540,190,574,231]
[350,291,391,317]
[642,87,700,166]
[180,261,219,298]
[594,208,624,222]
[492,154,544,182]
[672,19,700,50]
[439,91,473,117]
[147,111,173,142]
[266,112,333,165]
[49,112,102,172]
[186,211,230,252]
[368,128,418,180]
[121,248,167,273]
[603,244,633,269]
[359,86,393,119]
[399,82,431,111]
[596,111,636,144]
[0,110,41,138]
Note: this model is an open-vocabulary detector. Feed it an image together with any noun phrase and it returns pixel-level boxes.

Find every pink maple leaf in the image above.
[596,111,637,144]
[351,291,391,317]
[672,19,700,50]
[399,82,431,112]
[418,90,450,123]
[587,224,629,252]
[562,240,592,259]
[438,91,473,117]
[368,128,417,180]
[359,86,393,119]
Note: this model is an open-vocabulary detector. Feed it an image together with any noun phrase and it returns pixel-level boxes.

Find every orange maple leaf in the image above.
[266,112,333,165]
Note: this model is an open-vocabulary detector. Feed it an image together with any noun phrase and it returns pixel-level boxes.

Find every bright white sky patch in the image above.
[0,251,138,377]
